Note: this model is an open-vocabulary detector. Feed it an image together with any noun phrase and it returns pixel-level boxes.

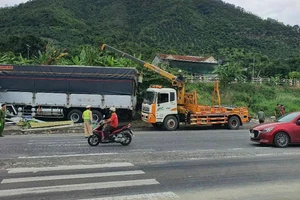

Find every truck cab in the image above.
[141,86,178,130]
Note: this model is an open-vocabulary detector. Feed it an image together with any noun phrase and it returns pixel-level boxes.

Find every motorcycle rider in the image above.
[102,107,118,141]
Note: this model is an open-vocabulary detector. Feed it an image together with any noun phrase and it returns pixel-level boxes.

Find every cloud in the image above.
[0,0,28,7]
[223,0,300,26]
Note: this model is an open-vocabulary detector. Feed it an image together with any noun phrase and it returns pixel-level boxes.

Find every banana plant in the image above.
[0,52,17,64]
[13,53,32,65]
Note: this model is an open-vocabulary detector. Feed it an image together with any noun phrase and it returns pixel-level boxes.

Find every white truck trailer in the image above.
[0,64,138,122]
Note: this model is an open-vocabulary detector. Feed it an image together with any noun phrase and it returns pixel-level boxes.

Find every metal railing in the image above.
[184,75,300,87]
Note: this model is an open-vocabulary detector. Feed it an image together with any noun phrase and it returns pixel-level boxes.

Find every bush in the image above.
[186,82,300,117]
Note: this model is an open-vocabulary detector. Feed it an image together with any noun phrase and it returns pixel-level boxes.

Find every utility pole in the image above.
[26,44,30,60]
[252,56,255,81]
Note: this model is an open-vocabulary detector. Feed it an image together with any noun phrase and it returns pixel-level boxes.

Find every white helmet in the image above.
[178,70,182,73]
[86,105,91,108]
[109,107,116,112]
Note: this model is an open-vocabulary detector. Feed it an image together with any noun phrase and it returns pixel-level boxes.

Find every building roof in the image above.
[156,54,217,64]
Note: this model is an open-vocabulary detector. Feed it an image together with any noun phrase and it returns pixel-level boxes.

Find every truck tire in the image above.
[92,110,103,123]
[163,116,178,131]
[227,116,240,130]
[67,109,83,123]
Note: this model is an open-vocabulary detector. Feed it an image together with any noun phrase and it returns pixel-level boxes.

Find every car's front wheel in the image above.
[274,132,289,148]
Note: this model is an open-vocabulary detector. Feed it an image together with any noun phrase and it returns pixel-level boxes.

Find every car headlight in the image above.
[260,127,274,133]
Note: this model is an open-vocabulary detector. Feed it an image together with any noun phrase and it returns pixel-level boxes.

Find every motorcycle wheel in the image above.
[88,134,100,146]
[121,132,132,146]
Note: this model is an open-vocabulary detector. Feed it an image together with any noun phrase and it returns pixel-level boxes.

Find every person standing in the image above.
[257,109,265,124]
[274,104,282,119]
[82,105,93,138]
[176,70,184,82]
[0,104,6,137]
[280,104,285,116]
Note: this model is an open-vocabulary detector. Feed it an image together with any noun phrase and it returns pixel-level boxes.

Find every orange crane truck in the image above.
[101,44,249,131]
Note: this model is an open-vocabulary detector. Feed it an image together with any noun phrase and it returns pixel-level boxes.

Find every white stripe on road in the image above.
[47,144,87,147]
[256,153,273,157]
[18,153,118,159]
[2,170,145,184]
[0,179,159,197]
[28,141,86,145]
[79,192,180,200]
[8,162,133,174]
[228,148,243,151]
[29,139,84,142]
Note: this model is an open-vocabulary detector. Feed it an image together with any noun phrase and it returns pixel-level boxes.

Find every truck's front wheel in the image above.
[67,109,83,123]
[163,116,178,131]
[227,116,240,130]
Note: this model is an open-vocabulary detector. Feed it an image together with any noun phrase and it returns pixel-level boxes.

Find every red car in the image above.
[250,112,300,147]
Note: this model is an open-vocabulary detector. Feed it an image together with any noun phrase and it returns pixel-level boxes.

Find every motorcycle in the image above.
[88,120,134,146]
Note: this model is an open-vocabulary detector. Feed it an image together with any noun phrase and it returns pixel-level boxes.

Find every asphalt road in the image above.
[0,129,300,200]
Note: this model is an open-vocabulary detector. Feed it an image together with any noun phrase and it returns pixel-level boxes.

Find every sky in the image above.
[0,0,299,26]
[223,0,300,26]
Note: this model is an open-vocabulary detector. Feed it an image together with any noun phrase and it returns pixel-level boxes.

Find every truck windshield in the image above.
[143,91,156,104]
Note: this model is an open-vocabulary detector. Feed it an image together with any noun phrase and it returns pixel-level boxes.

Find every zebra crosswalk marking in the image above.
[79,192,180,200]
[0,179,159,197]
[1,162,179,199]
[1,170,145,183]
[8,162,134,173]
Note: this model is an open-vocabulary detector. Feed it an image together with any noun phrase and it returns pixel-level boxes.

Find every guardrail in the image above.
[185,75,300,87]
[251,77,300,87]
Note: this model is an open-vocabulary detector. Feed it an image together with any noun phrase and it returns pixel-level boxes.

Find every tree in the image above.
[213,63,245,86]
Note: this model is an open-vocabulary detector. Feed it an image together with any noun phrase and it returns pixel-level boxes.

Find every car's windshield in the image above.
[277,112,300,122]
[143,91,156,104]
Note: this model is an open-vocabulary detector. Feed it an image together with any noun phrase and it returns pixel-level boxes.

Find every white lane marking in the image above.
[0,179,159,197]
[8,162,134,174]
[18,153,118,159]
[256,153,273,157]
[228,148,243,151]
[29,139,84,142]
[47,144,87,147]
[1,170,145,184]
[28,142,86,145]
[79,192,180,200]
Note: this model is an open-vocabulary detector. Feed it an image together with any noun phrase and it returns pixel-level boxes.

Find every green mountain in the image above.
[0,0,300,59]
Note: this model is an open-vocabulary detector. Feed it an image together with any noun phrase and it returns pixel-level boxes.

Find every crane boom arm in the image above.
[100,44,183,88]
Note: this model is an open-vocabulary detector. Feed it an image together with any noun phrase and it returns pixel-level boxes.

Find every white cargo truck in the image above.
[0,64,138,122]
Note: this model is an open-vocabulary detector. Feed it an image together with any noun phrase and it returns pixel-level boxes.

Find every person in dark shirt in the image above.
[257,109,265,124]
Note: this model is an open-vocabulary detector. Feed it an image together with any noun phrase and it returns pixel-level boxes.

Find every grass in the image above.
[186,82,300,117]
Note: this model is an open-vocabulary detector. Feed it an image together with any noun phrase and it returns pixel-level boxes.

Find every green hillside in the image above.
[1,0,300,116]
[0,0,300,60]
